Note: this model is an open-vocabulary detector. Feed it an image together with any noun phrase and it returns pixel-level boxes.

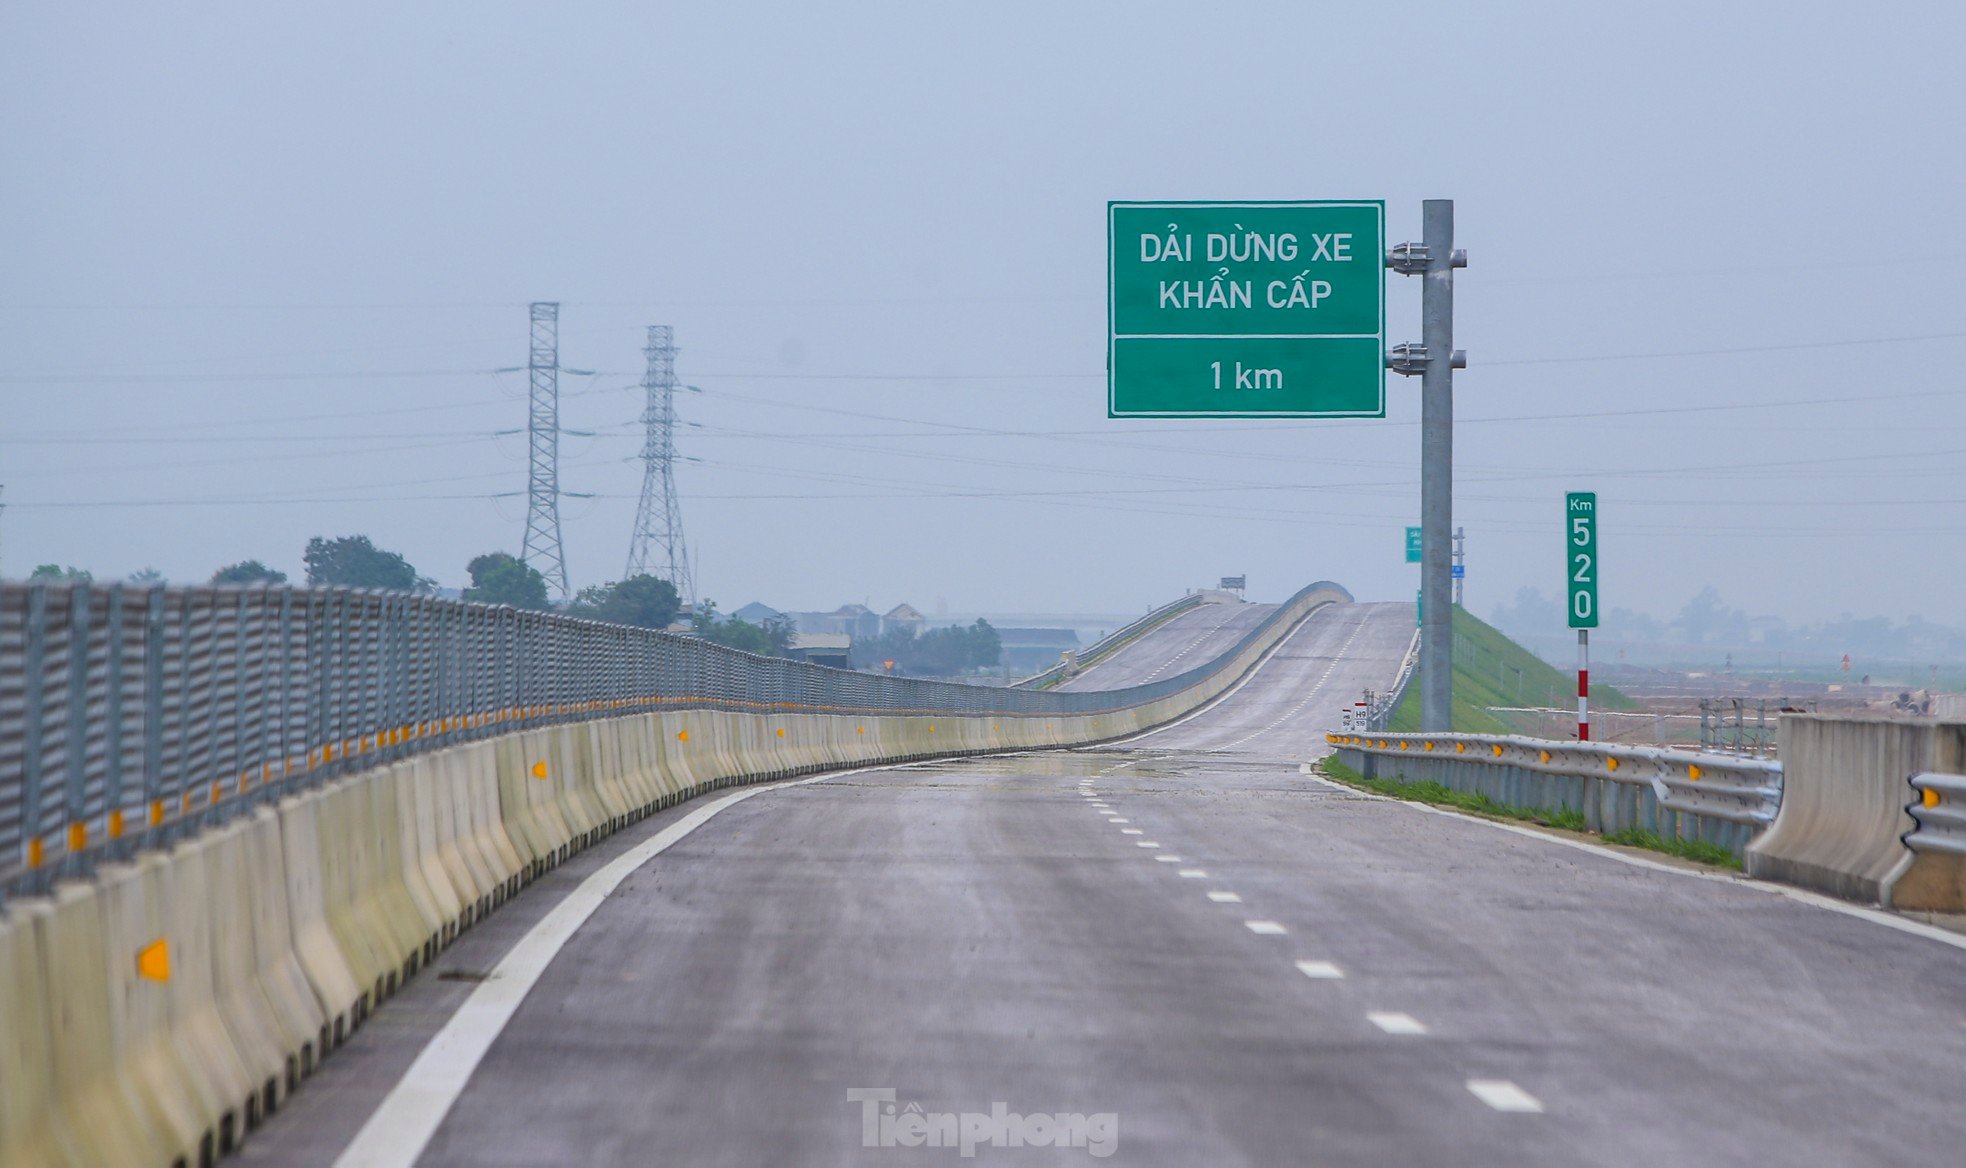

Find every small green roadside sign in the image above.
[1566,492,1599,629]
[1405,526,1422,563]
[1108,201,1385,418]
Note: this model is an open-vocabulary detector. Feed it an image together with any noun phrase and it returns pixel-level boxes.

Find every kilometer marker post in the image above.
[1565,491,1599,742]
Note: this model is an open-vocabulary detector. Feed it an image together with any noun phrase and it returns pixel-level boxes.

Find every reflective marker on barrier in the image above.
[530,761,548,780]
[137,939,171,983]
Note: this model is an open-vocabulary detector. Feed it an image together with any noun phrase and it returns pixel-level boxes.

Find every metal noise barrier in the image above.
[1329,731,1783,858]
[1905,772,1966,856]
[0,579,1350,898]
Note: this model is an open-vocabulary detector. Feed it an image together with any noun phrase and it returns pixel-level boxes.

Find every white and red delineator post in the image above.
[1577,629,1590,742]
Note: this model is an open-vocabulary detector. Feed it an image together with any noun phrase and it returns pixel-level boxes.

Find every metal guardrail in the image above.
[1906,772,1966,856]
[1329,731,1781,858]
[0,579,1348,898]
[1012,593,1204,689]
[1360,629,1420,731]
[1332,732,1782,825]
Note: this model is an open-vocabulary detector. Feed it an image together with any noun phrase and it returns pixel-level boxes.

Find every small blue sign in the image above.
[1451,564,1465,580]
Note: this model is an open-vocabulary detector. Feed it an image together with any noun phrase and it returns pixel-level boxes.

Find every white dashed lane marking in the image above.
[1467,1081,1544,1113]
[1294,960,1343,980]
[1154,855,1181,862]
[1135,841,1160,848]
[1244,920,1287,935]
[1178,869,1208,878]
[1206,891,1242,903]
[1367,1012,1428,1036]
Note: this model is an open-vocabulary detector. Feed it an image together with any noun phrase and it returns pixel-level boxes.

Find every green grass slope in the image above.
[1389,607,1635,734]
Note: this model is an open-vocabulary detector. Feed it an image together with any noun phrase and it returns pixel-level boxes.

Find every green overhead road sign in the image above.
[1405,526,1422,563]
[1107,201,1386,418]
[1567,492,1599,629]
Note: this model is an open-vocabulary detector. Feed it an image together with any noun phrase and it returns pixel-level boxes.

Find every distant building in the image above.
[994,627,1081,673]
[794,604,883,640]
[730,601,785,626]
[882,603,927,637]
[787,632,852,669]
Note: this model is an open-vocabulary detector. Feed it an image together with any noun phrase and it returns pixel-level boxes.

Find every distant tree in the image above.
[568,574,681,629]
[851,618,999,675]
[127,567,167,585]
[211,560,287,586]
[303,535,427,592]
[29,564,92,584]
[463,552,549,609]
[689,599,794,655]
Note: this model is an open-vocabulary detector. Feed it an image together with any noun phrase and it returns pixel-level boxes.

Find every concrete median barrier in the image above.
[35,882,166,1168]
[0,904,70,1168]
[1,582,1354,1168]
[1746,715,1966,904]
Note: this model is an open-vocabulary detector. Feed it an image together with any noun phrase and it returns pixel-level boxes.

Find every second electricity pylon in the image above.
[626,325,693,603]
[521,301,571,604]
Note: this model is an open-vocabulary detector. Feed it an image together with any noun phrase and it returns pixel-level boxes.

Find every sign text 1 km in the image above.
[1108,201,1385,418]
[1566,492,1599,629]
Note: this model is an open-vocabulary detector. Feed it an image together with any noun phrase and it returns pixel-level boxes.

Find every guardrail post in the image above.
[19,585,48,891]
[103,586,127,859]
[61,584,93,879]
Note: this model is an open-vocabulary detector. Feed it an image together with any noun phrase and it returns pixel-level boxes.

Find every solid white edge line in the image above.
[330,765,876,1168]
[1302,767,1966,955]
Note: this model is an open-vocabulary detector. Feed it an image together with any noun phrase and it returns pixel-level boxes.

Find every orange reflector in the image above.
[776,728,785,738]
[137,939,171,983]
[26,836,44,869]
[1924,788,1941,809]
[108,809,125,839]
[856,726,865,734]
[1539,751,1551,764]
[67,821,87,852]
[1607,758,1620,771]
[677,730,689,742]
[530,761,548,780]
[1688,765,1703,782]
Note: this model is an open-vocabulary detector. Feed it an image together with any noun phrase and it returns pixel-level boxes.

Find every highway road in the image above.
[1054,600,1277,692]
[244,599,1966,1167]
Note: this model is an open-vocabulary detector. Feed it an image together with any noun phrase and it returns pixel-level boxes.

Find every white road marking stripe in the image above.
[1135,841,1160,848]
[1367,1012,1427,1035]
[1467,1080,1543,1113]
[1299,769,1966,957]
[1295,960,1344,979]
[1245,920,1287,935]
[1206,891,1242,903]
[1154,855,1181,862]
[329,766,863,1168]
[1108,817,1129,823]
[1121,828,1142,835]
[1178,869,1208,878]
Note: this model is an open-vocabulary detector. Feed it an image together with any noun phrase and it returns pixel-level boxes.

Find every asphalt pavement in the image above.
[1054,601,1277,692]
[243,599,1966,1167]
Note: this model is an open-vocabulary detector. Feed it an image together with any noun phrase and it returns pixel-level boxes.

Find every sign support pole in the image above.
[1577,628,1590,742]
[1418,200,1456,733]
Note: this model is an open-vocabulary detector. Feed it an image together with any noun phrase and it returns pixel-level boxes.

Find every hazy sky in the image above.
[3,3,1961,625]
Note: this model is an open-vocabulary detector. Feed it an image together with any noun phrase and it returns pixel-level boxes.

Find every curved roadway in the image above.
[1054,600,1277,691]
[243,599,1966,1168]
